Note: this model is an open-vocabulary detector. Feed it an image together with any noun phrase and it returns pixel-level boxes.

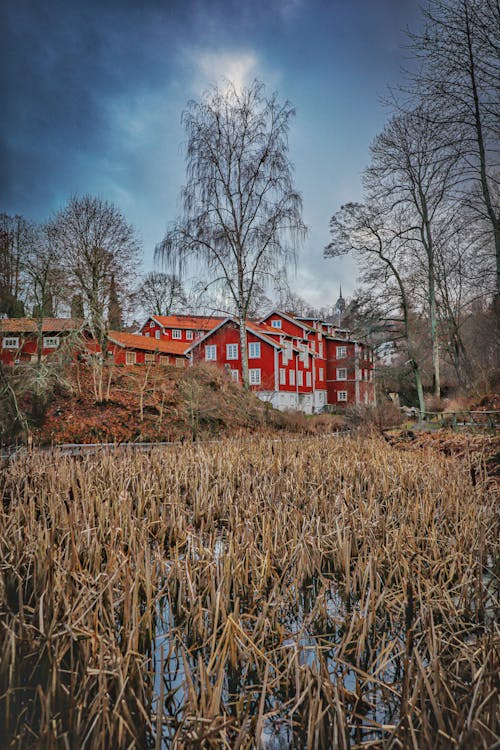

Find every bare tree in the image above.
[408,0,500,301]
[139,271,188,316]
[50,196,140,347]
[365,106,461,398]
[158,80,306,388]
[0,213,32,317]
[49,195,140,400]
[326,202,427,417]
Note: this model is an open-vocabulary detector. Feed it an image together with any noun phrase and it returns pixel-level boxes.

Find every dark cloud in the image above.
[1,0,423,304]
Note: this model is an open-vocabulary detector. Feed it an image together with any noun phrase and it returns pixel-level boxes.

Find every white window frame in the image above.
[336,346,347,358]
[145,352,155,364]
[155,330,161,340]
[306,371,312,387]
[145,332,150,337]
[205,345,217,361]
[337,390,348,402]
[172,329,182,339]
[226,343,239,360]
[318,342,323,357]
[149,321,155,328]
[186,330,193,340]
[289,369,295,386]
[319,368,324,381]
[126,351,136,365]
[43,336,60,348]
[248,341,261,358]
[230,369,239,382]
[175,358,185,368]
[249,368,261,385]
[297,371,303,387]
[160,355,169,366]
[3,337,20,349]
[336,368,347,380]
[271,319,282,328]
[279,368,286,385]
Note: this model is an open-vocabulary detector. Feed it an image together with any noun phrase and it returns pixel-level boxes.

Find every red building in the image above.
[186,311,375,413]
[107,331,190,366]
[140,315,224,344]
[0,318,86,365]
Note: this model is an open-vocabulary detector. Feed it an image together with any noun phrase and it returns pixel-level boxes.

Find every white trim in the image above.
[205,344,217,361]
[226,343,238,360]
[249,368,261,385]
[3,336,20,349]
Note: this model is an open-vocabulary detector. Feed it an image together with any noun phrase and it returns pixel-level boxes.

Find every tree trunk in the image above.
[239,314,249,390]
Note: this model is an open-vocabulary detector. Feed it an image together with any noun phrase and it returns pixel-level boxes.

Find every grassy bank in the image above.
[0,435,498,748]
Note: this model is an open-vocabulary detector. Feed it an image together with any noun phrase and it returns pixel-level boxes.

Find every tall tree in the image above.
[139,271,187,316]
[158,80,306,388]
[0,213,31,317]
[50,195,140,350]
[50,195,140,400]
[365,107,459,398]
[107,275,122,330]
[326,202,427,417]
[408,0,500,302]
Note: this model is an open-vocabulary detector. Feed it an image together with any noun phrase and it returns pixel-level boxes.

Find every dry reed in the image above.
[0,434,498,748]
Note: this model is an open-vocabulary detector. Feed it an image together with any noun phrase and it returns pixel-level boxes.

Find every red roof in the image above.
[108,331,190,356]
[152,315,224,330]
[0,317,85,333]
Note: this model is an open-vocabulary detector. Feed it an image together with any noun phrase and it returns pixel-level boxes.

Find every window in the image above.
[319,368,324,381]
[248,341,261,358]
[336,368,347,380]
[271,319,282,328]
[196,330,204,338]
[230,369,239,382]
[160,355,169,366]
[318,342,323,357]
[155,330,161,340]
[172,329,182,339]
[126,351,136,365]
[336,346,347,358]
[3,337,19,349]
[249,368,261,385]
[297,371,303,386]
[175,358,185,368]
[186,330,193,340]
[145,353,155,364]
[306,372,312,387]
[145,332,150,337]
[280,368,286,385]
[226,343,238,360]
[310,341,315,352]
[149,321,155,328]
[289,370,295,386]
[337,391,348,402]
[205,345,217,361]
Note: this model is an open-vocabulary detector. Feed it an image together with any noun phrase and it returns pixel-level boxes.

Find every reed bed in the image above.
[0,435,498,749]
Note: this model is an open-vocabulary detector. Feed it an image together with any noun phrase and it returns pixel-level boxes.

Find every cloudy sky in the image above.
[1,0,422,310]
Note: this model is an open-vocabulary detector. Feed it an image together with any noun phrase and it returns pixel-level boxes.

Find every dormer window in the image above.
[271,319,282,328]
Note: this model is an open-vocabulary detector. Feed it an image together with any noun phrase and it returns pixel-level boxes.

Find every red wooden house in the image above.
[140,315,224,344]
[107,331,190,367]
[0,318,86,365]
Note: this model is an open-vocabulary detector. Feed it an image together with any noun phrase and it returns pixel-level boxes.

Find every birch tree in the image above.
[158,80,306,388]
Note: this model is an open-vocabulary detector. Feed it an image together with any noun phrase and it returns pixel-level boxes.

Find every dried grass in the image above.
[0,435,498,748]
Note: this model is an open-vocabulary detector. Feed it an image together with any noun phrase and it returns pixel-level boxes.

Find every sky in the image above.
[1,0,423,311]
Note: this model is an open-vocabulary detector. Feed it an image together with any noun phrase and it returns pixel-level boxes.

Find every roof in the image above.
[0,317,85,333]
[150,315,225,331]
[108,331,190,356]
[259,310,316,333]
[185,316,288,354]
